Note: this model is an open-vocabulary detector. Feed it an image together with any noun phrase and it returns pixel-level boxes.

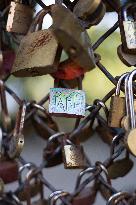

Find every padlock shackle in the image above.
[96,161,111,185]
[28,6,51,33]
[74,167,96,190]
[107,192,132,205]
[127,70,136,129]
[115,72,129,96]
[49,190,71,205]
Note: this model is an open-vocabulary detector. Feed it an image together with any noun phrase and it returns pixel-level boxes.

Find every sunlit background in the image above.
[5,1,136,204]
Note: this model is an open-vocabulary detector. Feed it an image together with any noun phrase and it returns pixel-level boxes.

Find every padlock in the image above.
[49,88,86,118]
[7,102,26,159]
[0,158,18,184]
[117,44,136,67]
[16,163,43,202]
[51,59,86,80]
[124,70,136,156]
[31,103,59,140]
[73,0,106,27]
[51,4,95,71]
[108,73,128,128]
[119,3,136,54]
[74,167,98,204]
[12,8,62,77]
[43,133,63,167]
[6,0,33,34]
[25,169,45,205]
[62,135,86,169]
[107,151,133,179]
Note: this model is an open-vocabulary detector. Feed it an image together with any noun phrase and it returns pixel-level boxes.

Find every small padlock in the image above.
[12,8,62,77]
[119,3,136,54]
[108,73,127,128]
[25,169,45,205]
[73,0,106,27]
[16,163,43,202]
[7,102,26,159]
[6,0,33,34]
[117,44,136,67]
[43,133,63,167]
[0,158,18,184]
[107,151,133,179]
[49,88,86,118]
[51,4,95,71]
[62,136,86,169]
[96,125,114,145]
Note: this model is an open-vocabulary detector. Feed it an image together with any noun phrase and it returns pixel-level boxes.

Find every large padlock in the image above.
[12,8,62,77]
[119,3,136,54]
[6,0,33,34]
[73,0,106,27]
[108,73,127,128]
[51,4,95,71]
[49,88,86,118]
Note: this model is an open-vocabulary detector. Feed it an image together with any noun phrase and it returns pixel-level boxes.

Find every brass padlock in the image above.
[6,0,33,34]
[119,3,136,54]
[62,136,86,169]
[108,73,127,128]
[12,8,62,77]
[49,88,86,118]
[51,4,95,71]
[73,0,106,27]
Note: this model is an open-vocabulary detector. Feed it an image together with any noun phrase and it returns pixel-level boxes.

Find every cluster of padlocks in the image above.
[0,0,136,204]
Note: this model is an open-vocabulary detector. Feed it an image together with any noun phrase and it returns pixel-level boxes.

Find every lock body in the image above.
[51,4,95,71]
[63,144,86,169]
[6,1,33,34]
[108,96,126,128]
[12,29,61,77]
[49,88,86,118]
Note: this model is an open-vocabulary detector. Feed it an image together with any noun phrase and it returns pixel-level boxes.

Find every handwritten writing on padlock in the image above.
[49,88,85,118]
[123,21,136,49]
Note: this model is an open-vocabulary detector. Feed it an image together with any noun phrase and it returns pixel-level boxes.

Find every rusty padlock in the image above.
[119,3,136,54]
[6,0,33,34]
[12,8,62,77]
[51,4,96,71]
[73,0,106,28]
